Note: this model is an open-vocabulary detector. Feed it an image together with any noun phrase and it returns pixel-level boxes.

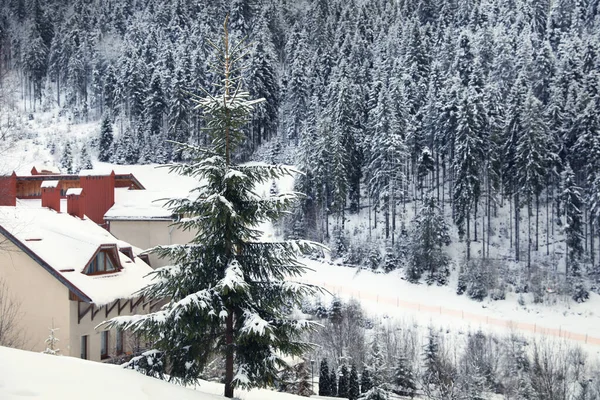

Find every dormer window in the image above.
[119,247,134,260]
[84,248,121,275]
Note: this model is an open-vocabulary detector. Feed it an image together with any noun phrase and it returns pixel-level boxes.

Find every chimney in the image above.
[80,170,115,226]
[41,180,61,212]
[0,172,17,206]
[66,188,85,219]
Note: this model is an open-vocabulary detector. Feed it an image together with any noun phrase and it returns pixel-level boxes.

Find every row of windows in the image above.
[80,330,124,360]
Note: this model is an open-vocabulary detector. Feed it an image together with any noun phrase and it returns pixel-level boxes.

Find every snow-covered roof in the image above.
[0,206,153,306]
[32,165,61,174]
[104,189,174,220]
[40,180,60,188]
[65,188,83,196]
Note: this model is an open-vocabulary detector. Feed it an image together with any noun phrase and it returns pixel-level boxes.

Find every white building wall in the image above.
[108,220,195,268]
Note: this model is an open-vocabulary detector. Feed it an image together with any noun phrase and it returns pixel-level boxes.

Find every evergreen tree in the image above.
[406,197,451,284]
[330,369,338,397]
[78,144,93,172]
[453,83,485,261]
[360,368,372,394]
[42,325,60,356]
[561,163,584,277]
[360,335,389,400]
[319,359,331,396]
[103,19,320,398]
[338,364,349,398]
[60,141,74,174]
[392,355,416,398]
[98,115,114,162]
[349,364,360,400]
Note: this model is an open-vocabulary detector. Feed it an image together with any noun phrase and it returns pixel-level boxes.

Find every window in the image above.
[139,254,151,267]
[84,249,119,275]
[119,247,134,260]
[101,331,109,359]
[116,329,124,355]
[81,335,88,359]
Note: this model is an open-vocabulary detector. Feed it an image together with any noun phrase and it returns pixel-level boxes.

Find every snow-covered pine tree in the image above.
[360,334,389,400]
[361,368,372,394]
[453,82,485,261]
[319,358,331,396]
[406,197,451,285]
[349,364,360,400]
[562,162,584,277]
[98,115,113,162]
[42,324,60,355]
[103,18,321,398]
[338,364,349,398]
[330,369,338,397]
[392,355,417,398]
[78,144,93,172]
[516,89,551,270]
[60,141,73,174]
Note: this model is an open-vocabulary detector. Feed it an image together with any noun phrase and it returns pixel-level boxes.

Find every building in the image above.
[104,189,195,268]
[0,189,156,362]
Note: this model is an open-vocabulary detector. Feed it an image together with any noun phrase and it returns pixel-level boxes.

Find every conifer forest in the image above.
[3,0,600,398]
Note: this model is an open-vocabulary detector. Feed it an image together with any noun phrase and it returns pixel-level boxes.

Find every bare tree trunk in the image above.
[527,198,532,273]
[535,194,539,251]
[466,212,471,261]
[224,309,234,398]
[515,193,520,262]
[546,185,550,256]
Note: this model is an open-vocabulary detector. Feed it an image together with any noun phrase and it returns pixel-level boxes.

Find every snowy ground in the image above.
[0,346,221,400]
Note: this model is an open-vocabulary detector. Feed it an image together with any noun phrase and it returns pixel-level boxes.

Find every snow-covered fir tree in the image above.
[349,364,360,400]
[392,355,417,398]
[360,334,389,400]
[407,197,451,285]
[42,325,60,356]
[78,144,93,172]
[60,141,73,174]
[103,19,321,398]
[98,115,113,163]
[319,358,331,396]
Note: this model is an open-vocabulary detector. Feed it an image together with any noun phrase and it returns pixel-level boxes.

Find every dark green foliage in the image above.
[349,364,360,400]
[330,369,338,397]
[98,116,114,162]
[360,369,372,394]
[319,359,331,396]
[338,364,349,398]
[392,356,417,398]
[60,141,73,174]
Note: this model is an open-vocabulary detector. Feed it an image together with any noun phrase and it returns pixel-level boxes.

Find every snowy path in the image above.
[298,260,600,350]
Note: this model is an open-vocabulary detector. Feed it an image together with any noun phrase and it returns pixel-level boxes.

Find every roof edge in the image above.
[0,225,93,303]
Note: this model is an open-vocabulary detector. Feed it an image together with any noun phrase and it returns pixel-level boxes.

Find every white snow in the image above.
[40,180,60,188]
[65,188,83,196]
[0,346,222,400]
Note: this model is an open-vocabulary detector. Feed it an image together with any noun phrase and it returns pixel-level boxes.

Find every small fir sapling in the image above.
[42,325,60,355]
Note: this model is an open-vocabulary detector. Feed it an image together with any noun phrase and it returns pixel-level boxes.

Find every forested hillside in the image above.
[1,0,600,301]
